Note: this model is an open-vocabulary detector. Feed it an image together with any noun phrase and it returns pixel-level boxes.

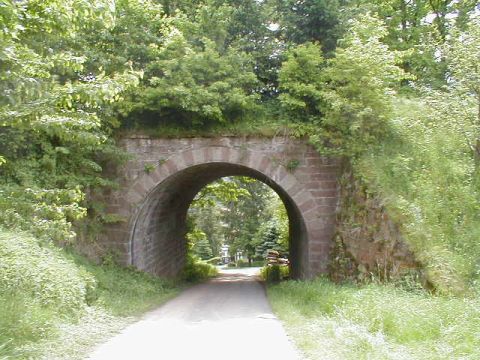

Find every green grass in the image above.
[357,98,480,293]
[0,229,180,359]
[268,278,480,360]
[68,253,178,316]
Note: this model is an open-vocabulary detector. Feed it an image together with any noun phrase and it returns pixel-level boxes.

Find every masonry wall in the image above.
[98,135,341,279]
[330,169,418,282]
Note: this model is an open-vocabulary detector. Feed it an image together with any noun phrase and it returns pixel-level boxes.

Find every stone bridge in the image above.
[99,135,341,279]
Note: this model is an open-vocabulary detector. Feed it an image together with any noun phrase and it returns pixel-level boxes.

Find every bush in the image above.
[0,229,95,313]
[205,257,221,265]
[68,253,178,316]
[266,265,281,283]
[261,265,289,283]
[0,229,94,353]
[227,259,265,268]
[0,290,57,352]
[182,254,218,282]
[250,260,266,267]
[0,230,179,357]
[235,259,249,267]
[357,98,480,293]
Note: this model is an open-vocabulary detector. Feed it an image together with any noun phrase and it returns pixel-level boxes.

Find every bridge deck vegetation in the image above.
[1,0,479,357]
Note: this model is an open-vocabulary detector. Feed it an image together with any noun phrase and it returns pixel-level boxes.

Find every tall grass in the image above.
[357,98,480,293]
[0,229,179,358]
[268,278,480,360]
[68,253,178,316]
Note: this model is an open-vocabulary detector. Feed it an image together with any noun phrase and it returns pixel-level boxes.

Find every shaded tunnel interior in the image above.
[129,162,309,279]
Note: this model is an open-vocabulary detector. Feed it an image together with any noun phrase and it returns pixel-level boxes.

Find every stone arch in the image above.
[123,145,328,279]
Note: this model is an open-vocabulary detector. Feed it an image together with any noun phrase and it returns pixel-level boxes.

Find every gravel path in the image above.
[86,267,302,360]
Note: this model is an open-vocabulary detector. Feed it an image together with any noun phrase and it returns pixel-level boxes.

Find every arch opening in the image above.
[129,162,309,279]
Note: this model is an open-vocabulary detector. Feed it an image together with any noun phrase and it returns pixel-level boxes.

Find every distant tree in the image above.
[271,0,342,54]
[349,0,479,87]
[255,223,281,258]
[223,178,275,263]
[189,229,213,260]
[187,177,288,264]
[440,16,480,160]
[278,14,407,156]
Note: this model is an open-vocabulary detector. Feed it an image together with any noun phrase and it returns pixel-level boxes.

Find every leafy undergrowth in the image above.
[268,278,480,360]
[182,254,218,283]
[0,229,179,360]
[69,254,179,317]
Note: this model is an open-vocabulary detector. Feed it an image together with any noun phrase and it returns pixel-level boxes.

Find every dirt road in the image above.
[87,267,302,360]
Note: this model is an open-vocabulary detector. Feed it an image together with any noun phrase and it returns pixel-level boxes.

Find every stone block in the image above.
[211,147,224,161]
[221,147,231,162]
[292,190,311,205]
[164,160,178,175]
[299,198,316,213]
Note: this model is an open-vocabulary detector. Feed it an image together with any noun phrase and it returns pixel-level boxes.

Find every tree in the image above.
[278,43,326,123]
[187,176,288,264]
[271,0,342,54]
[188,177,252,258]
[188,228,213,260]
[188,205,223,257]
[278,14,407,157]
[349,0,479,87]
[0,0,139,242]
[106,1,262,129]
[222,178,276,262]
[120,35,259,128]
[444,16,480,159]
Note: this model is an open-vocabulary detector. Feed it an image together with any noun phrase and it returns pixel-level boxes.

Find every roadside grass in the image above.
[357,98,480,293]
[267,278,480,360]
[68,253,179,317]
[0,229,180,359]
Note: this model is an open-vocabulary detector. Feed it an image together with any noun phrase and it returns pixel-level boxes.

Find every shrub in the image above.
[261,265,290,283]
[0,229,95,353]
[205,257,221,265]
[228,259,265,268]
[68,253,177,316]
[267,265,281,283]
[181,254,218,282]
[357,98,480,293]
[0,229,95,313]
[0,291,57,350]
[235,259,248,267]
[250,260,266,267]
